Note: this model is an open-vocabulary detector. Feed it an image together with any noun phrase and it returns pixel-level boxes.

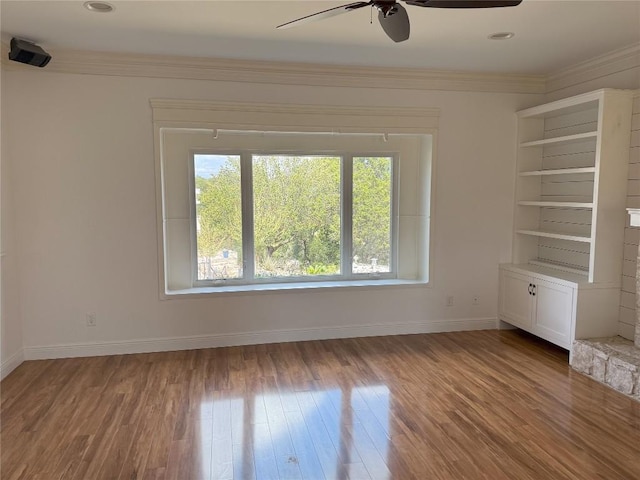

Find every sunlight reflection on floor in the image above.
[200,385,391,479]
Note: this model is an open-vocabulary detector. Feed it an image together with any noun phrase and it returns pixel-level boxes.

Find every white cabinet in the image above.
[499,269,533,330]
[499,89,634,350]
[533,279,574,344]
[499,266,575,348]
[499,264,621,350]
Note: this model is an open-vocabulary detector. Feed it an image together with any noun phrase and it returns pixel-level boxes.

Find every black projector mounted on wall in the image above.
[8,37,51,68]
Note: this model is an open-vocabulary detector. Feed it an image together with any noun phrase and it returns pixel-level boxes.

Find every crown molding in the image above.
[0,43,545,94]
[546,43,640,94]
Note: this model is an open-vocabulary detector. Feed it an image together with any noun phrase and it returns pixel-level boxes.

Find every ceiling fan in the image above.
[277,1,523,43]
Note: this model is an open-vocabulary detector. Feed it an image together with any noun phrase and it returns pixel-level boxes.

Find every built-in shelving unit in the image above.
[512,88,634,282]
[500,89,634,350]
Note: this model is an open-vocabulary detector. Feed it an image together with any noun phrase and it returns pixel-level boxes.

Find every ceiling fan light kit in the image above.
[83,1,115,13]
[277,0,523,43]
[488,32,515,40]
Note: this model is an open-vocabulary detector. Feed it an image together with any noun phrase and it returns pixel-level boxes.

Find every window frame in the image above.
[151,99,439,298]
[189,149,400,288]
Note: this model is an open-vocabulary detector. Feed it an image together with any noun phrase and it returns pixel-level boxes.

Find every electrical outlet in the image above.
[86,312,97,327]
[446,296,454,307]
[472,296,480,306]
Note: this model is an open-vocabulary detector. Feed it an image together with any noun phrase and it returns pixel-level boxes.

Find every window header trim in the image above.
[150,99,440,135]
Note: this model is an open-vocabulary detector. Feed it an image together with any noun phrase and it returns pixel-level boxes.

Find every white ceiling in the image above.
[1,0,639,74]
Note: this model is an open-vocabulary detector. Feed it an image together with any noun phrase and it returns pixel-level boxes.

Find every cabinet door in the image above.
[532,279,575,348]
[499,270,533,330]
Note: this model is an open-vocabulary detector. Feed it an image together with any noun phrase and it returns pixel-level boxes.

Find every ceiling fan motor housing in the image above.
[375,1,400,17]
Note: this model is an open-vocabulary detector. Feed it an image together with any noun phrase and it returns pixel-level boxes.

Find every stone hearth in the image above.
[572,337,640,399]
[569,208,640,401]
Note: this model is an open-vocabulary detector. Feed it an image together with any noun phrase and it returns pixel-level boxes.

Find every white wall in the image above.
[544,42,640,102]
[1,65,25,377]
[546,67,640,102]
[2,68,539,358]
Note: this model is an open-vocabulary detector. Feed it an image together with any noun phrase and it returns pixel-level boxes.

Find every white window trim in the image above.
[151,99,439,298]
[189,150,399,287]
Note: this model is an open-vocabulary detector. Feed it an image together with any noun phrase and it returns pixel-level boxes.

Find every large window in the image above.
[193,153,395,285]
[152,99,437,295]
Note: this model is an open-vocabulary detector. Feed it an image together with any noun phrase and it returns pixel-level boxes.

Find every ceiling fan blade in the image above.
[378,4,410,43]
[277,1,372,29]
[404,0,522,7]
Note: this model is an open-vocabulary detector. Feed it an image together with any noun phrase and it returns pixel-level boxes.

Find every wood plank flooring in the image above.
[2,330,640,479]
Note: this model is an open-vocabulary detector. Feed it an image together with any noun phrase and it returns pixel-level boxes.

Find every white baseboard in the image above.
[1,348,25,380]
[23,317,498,360]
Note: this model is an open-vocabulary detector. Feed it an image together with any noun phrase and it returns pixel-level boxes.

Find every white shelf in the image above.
[526,260,590,279]
[520,131,598,148]
[516,90,604,119]
[518,201,593,208]
[502,262,589,286]
[516,229,591,243]
[519,167,596,177]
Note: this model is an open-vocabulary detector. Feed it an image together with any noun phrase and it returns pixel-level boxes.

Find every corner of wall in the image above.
[1,60,26,380]
[0,348,24,380]
[545,43,640,101]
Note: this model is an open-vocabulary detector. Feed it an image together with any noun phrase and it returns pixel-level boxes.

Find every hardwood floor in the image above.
[2,330,640,479]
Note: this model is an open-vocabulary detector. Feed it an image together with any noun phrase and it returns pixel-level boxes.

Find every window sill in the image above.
[164,278,429,299]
